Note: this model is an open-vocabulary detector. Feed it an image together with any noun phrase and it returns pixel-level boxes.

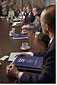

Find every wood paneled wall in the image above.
[49,0,56,5]
[10,0,56,8]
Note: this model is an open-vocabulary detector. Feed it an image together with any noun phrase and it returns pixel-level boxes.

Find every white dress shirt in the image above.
[50,37,54,44]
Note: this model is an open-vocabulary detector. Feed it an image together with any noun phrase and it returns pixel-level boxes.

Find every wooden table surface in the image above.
[0,18,46,83]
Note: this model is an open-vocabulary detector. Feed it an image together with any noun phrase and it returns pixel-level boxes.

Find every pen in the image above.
[9,57,17,68]
[9,62,13,68]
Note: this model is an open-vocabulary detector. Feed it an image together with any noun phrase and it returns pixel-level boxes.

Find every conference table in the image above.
[0,18,46,83]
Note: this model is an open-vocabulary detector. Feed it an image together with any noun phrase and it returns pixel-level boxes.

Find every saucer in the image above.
[9,33,12,37]
[9,33,13,37]
[20,46,30,50]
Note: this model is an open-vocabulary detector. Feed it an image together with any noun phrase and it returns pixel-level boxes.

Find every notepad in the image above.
[0,55,9,61]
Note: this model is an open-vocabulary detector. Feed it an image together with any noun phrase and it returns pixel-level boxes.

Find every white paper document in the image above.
[0,55,9,61]
[12,22,23,26]
[8,52,33,61]
[13,18,21,21]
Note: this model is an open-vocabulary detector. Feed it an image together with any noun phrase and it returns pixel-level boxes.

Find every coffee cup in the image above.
[9,31,14,36]
[7,18,9,21]
[21,29,27,34]
[22,43,28,49]
[23,16,25,19]
[12,28,15,33]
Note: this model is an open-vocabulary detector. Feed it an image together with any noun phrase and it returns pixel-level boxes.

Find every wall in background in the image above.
[22,0,44,7]
[23,0,32,7]
[33,0,44,7]
[41,0,56,7]
[49,0,56,5]
[16,0,21,8]
[9,0,56,8]
[44,0,49,6]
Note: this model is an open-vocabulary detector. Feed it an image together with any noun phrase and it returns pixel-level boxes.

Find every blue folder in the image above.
[16,22,24,26]
[13,56,44,73]
[13,34,28,40]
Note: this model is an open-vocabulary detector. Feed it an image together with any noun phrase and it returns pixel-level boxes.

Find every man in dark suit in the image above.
[22,6,42,31]
[24,6,35,23]
[6,5,55,83]
[22,6,50,48]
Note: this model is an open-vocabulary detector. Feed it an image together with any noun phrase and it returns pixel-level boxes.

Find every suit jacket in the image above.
[20,38,55,83]
[0,6,2,16]
[24,12,35,23]
[26,15,42,32]
[15,11,20,17]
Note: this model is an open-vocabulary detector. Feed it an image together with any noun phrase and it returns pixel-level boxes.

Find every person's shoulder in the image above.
[30,12,33,15]
[36,15,40,20]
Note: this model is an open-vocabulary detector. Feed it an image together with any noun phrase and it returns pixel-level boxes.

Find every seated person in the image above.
[19,7,23,16]
[34,7,45,37]
[18,6,27,20]
[24,6,35,23]
[6,5,55,83]
[0,2,2,16]
[15,7,20,17]
[22,6,42,32]
[34,7,50,48]
[22,6,27,16]
[8,7,15,18]
[22,6,50,48]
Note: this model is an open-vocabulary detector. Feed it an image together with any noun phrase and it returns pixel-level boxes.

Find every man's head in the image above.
[19,8,22,12]
[32,7,38,16]
[9,7,12,11]
[15,7,19,12]
[11,1,13,5]
[26,6,31,13]
[40,5,55,37]
[23,6,26,12]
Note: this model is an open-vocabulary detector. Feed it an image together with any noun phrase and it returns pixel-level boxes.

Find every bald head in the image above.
[41,5,55,32]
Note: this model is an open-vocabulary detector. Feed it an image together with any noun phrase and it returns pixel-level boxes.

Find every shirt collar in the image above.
[50,37,54,44]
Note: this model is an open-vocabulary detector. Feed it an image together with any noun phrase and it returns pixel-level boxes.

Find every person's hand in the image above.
[35,32,38,38]
[19,13,22,16]
[6,64,19,78]
[20,19,24,22]
[35,32,40,38]
[22,25,27,29]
